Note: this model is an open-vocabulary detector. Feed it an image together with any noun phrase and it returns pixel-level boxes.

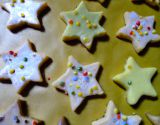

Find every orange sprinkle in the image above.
[68,20,73,24]
[33,120,37,124]
[128,65,132,69]
[117,114,121,119]
[13,53,17,56]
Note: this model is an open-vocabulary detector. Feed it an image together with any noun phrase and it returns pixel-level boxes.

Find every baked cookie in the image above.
[60,1,106,50]
[0,99,42,125]
[92,100,142,125]
[145,113,160,125]
[52,55,104,111]
[113,57,157,105]
[131,0,159,6]
[116,11,160,53]
[1,0,47,31]
[0,40,48,94]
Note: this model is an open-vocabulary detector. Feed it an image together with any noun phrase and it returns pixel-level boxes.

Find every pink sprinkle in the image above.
[48,78,50,80]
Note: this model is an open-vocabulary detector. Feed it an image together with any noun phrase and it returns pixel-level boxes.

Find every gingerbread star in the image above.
[0,99,42,125]
[0,39,48,94]
[92,100,142,125]
[113,57,157,105]
[131,0,159,6]
[1,0,47,30]
[145,113,160,125]
[52,56,104,111]
[60,1,106,50]
[116,11,160,53]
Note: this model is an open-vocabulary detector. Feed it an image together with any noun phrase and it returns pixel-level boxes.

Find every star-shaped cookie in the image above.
[92,100,142,125]
[0,99,42,125]
[0,39,48,94]
[131,0,159,6]
[113,57,157,105]
[116,11,160,53]
[60,1,106,50]
[1,0,47,30]
[52,56,104,111]
[145,113,160,125]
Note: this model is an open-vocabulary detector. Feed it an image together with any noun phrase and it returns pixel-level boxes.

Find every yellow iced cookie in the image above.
[1,0,47,31]
[116,11,160,53]
[92,100,142,125]
[0,40,48,94]
[131,0,159,6]
[52,55,104,111]
[113,57,157,105]
[145,113,160,125]
[0,99,42,125]
[60,1,106,50]
[58,116,68,125]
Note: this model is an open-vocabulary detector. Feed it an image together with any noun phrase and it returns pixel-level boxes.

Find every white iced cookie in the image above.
[1,0,47,30]
[52,56,104,111]
[113,57,157,105]
[131,0,159,6]
[60,1,106,50]
[0,99,43,125]
[0,39,48,94]
[145,113,160,125]
[116,11,160,53]
[58,116,68,125]
[92,100,142,125]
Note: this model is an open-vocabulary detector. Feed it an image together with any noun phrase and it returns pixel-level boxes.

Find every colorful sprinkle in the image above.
[76,22,80,26]
[69,83,73,87]
[92,24,97,28]
[68,63,72,67]
[83,71,87,76]
[78,92,83,96]
[33,120,37,125]
[9,51,14,55]
[60,81,64,86]
[13,53,17,56]
[10,69,15,74]
[24,57,27,61]
[139,16,142,19]
[73,75,78,81]
[128,81,132,85]
[13,116,18,123]
[11,3,14,7]
[132,32,136,36]
[86,20,91,24]
[72,66,75,70]
[73,71,78,75]
[87,24,92,29]
[19,64,24,69]
[48,78,50,80]
[152,30,156,34]
[147,26,150,30]
[25,120,28,124]
[93,86,98,90]
[89,88,93,94]
[144,31,148,35]
[9,59,12,61]
[84,76,89,81]
[21,77,25,81]
[20,0,25,3]
[128,65,132,69]
[21,13,25,17]
[76,85,80,89]
[136,21,140,26]
[68,20,73,24]
[138,25,143,30]
[132,25,135,29]
[130,31,133,35]
[71,90,75,95]
[122,115,128,121]
[12,0,17,3]
[77,67,82,71]
[114,109,119,114]
[88,72,92,76]
[139,31,143,36]
[82,15,86,19]
[74,10,78,15]
[117,114,121,119]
